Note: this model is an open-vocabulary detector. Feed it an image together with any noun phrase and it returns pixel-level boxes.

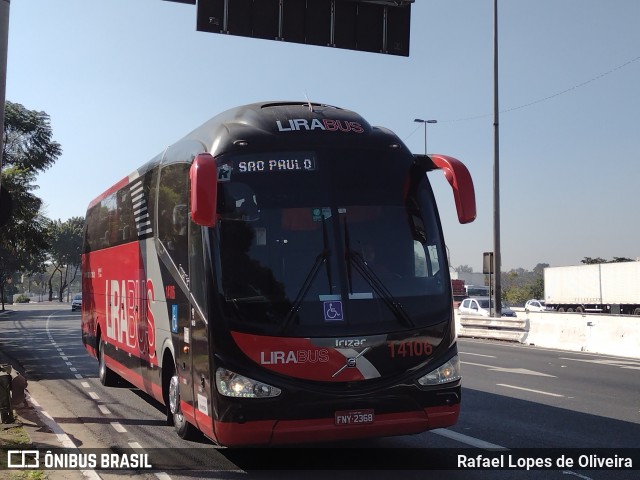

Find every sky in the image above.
[5,0,640,272]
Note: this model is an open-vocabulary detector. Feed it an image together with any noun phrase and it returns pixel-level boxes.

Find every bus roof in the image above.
[88,101,411,209]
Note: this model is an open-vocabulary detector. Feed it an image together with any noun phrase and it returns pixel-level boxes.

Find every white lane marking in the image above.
[75,374,83,379]
[497,384,564,397]
[460,352,496,358]
[432,428,507,450]
[111,422,127,433]
[462,361,556,377]
[98,405,111,415]
[89,392,100,400]
[81,382,91,389]
[127,443,173,480]
[563,470,594,480]
[27,392,102,480]
[559,357,640,369]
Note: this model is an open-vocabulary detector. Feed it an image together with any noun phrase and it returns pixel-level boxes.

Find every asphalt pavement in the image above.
[0,305,85,480]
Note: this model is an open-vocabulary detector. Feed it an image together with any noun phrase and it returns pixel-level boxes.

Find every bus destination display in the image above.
[236,152,316,174]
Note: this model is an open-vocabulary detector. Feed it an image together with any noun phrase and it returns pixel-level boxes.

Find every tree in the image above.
[581,257,607,265]
[47,217,84,301]
[610,257,634,263]
[0,102,61,309]
[455,265,474,273]
[581,256,634,264]
[2,102,61,172]
[532,263,549,276]
[501,264,547,306]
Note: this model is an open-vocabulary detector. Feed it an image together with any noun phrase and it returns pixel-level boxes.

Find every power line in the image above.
[500,54,640,116]
[440,54,640,125]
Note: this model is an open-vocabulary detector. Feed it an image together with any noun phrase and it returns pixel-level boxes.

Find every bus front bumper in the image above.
[212,404,460,447]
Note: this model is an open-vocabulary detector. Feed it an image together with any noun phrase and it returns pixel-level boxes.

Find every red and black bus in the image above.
[81,101,476,446]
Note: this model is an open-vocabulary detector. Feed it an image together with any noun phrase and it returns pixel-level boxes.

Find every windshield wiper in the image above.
[342,217,415,328]
[280,216,332,333]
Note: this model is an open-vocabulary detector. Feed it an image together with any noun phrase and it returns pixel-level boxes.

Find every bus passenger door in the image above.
[188,219,214,438]
[157,162,196,426]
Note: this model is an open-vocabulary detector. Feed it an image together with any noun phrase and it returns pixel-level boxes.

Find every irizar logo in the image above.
[276,118,364,133]
[335,338,367,348]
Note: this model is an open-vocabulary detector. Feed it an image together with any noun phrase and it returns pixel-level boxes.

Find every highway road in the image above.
[0,303,638,479]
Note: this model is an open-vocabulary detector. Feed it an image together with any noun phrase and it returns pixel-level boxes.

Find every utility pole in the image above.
[492,0,502,316]
[0,0,11,227]
[0,0,9,181]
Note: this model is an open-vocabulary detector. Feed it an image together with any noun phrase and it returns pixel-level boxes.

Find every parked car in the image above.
[71,293,82,312]
[458,297,517,317]
[525,299,548,312]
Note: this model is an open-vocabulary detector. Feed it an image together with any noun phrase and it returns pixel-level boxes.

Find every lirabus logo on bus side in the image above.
[105,278,156,360]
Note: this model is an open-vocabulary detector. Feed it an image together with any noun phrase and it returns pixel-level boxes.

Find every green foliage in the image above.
[455,264,474,273]
[502,267,545,306]
[47,217,84,301]
[49,217,84,266]
[1,102,61,309]
[14,294,30,303]
[581,257,634,264]
[2,101,62,172]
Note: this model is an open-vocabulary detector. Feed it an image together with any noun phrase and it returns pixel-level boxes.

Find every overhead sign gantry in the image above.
[164,0,413,56]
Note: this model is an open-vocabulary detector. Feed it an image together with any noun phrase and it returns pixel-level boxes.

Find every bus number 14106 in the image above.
[387,340,433,359]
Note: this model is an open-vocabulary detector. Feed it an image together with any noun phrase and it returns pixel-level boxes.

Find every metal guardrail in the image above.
[458,315,529,343]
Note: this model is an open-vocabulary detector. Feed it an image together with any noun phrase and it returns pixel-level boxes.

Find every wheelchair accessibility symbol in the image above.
[323,301,344,322]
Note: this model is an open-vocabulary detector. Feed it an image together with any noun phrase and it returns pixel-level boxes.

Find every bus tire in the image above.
[167,368,196,439]
[98,338,118,387]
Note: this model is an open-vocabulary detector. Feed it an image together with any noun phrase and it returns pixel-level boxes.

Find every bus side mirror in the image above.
[429,154,477,224]
[190,153,218,227]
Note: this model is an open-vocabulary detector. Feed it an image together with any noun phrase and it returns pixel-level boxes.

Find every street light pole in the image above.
[414,118,437,154]
[0,0,9,187]
[492,0,502,317]
[0,0,10,227]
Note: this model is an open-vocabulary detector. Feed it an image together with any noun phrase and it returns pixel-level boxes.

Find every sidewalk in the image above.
[0,311,87,479]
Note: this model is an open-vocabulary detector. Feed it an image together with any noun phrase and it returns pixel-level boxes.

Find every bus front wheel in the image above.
[168,373,196,439]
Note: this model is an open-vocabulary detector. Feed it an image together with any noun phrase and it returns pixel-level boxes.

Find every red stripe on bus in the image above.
[87,176,131,209]
[104,352,163,402]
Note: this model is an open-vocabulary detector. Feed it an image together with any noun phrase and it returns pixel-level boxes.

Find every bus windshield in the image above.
[216,148,449,336]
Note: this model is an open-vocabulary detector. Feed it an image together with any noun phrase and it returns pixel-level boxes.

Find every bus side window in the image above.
[158,163,190,271]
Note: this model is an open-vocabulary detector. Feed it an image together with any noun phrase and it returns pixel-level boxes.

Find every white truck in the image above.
[544,262,640,315]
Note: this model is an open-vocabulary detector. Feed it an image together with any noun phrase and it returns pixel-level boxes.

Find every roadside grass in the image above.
[0,419,46,480]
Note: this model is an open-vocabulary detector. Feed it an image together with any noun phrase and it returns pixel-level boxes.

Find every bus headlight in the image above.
[216,368,281,398]
[417,355,461,386]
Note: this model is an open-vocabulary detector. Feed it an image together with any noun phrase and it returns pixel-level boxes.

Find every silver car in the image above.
[458,297,517,317]
[71,293,82,312]
[525,299,548,312]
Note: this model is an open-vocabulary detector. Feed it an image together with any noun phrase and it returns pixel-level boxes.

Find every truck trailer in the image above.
[544,262,640,315]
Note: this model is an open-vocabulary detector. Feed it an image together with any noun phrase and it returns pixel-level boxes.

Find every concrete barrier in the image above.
[458,315,529,343]
[456,310,640,359]
[525,311,640,358]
